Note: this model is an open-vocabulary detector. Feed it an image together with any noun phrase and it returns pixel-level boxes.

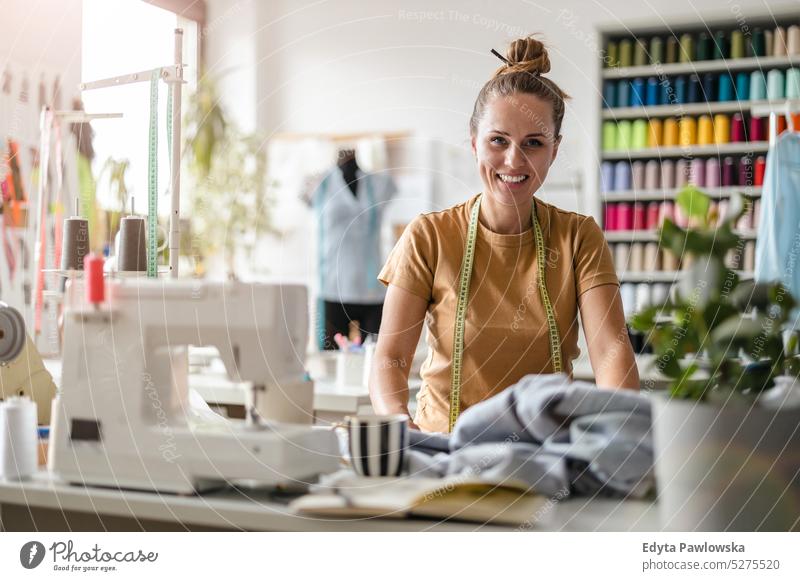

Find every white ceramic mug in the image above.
[346,413,409,477]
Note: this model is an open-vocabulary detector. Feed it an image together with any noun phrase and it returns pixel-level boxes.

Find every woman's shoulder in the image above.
[535,197,592,222]
[408,195,476,235]
[536,198,602,234]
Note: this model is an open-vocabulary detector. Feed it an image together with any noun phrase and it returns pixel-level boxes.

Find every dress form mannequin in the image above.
[310,147,397,350]
[338,148,359,197]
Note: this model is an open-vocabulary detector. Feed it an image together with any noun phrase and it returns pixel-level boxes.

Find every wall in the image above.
[203,0,792,281]
[2,0,82,325]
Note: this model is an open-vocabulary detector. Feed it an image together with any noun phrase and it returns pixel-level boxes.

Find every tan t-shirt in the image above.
[378,193,619,433]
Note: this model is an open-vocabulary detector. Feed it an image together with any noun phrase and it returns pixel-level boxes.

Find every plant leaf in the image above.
[676,185,710,221]
[710,314,769,351]
[720,191,748,226]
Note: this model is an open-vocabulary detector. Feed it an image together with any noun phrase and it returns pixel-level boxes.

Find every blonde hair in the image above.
[470,35,570,138]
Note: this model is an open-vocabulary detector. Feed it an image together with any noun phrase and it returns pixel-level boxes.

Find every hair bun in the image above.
[497,36,551,76]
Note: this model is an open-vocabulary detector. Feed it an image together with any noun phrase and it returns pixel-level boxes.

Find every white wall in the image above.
[2,0,82,321]
[204,0,794,281]
[1,0,82,170]
[2,0,82,78]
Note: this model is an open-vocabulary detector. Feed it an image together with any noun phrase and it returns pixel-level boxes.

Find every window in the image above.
[81,0,198,213]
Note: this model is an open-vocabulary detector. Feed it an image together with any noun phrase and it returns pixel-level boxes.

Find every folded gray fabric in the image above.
[406,374,654,499]
[450,374,650,449]
[406,450,451,478]
[408,429,450,455]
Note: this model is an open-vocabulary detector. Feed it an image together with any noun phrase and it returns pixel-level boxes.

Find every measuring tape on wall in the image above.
[448,194,562,432]
[147,70,174,278]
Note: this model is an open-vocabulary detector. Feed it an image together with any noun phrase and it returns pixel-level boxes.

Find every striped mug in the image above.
[346,414,409,477]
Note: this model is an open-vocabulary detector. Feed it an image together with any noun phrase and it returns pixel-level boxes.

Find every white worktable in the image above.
[25,358,662,532]
[0,470,661,532]
[42,358,420,423]
[189,372,420,416]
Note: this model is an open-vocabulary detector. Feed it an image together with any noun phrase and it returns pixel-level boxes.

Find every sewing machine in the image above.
[0,302,57,424]
[48,279,340,494]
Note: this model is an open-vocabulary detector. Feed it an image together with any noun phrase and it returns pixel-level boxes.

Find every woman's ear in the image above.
[471,136,477,159]
[550,135,562,165]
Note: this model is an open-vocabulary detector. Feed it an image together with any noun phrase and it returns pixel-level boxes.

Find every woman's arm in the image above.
[369,284,428,428]
[578,284,640,390]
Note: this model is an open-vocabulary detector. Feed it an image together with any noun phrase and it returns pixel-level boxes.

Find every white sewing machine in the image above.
[49,278,340,494]
[0,302,57,424]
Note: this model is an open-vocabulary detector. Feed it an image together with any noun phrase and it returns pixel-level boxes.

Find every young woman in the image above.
[370,36,639,433]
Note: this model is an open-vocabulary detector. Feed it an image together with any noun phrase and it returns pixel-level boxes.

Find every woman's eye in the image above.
[524,139,543,147]
[490,136,507,145]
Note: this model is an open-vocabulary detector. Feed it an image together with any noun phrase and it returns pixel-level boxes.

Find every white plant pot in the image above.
[336,352,366,388]
[759,375,800,410]
[651,392,800,531]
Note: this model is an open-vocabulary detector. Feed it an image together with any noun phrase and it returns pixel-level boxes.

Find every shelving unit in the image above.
[603,99,787,120]
[596,14,800,353]
[603,185,761,202]
[602,54,798,79]
[619,270,754,283]
[618,271,682,283]
[602,141,769,160]
[604,229,757,243]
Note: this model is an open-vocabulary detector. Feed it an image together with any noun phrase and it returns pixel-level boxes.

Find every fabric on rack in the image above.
[405,374,654,499]
[755,131,800,310]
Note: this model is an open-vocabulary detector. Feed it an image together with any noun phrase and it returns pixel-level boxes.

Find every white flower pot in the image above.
[651,392,800,531]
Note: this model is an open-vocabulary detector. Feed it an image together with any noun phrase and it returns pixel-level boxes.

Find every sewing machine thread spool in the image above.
[84,254,105,304]
[0,396,38,480]
[0,302,26,363]
[60,215,89,271]
[118,215,147,272]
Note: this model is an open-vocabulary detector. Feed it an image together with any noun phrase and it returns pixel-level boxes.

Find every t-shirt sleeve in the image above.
[574,216,619,297]
[378,214,435,301]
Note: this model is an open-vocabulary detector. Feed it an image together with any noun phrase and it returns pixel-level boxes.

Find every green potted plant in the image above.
[182,74,276,278]
[631,186,800,531]
[97,156,130,250]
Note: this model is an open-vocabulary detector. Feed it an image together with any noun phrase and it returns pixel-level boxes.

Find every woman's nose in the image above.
[504,143,525,168]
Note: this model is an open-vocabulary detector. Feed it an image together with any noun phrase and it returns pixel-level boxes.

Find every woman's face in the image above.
[471,92,561,206]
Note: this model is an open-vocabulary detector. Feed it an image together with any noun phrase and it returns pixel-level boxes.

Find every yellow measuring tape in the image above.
[448,194,562,432]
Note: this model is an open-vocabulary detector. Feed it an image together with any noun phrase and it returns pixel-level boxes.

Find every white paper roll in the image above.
[614,243,631,271]
[629,242,645,272]
[635,283,652,313]
[659,249,673,271]
[643,242,660,272]
[650,283,671,307]
[744,241,755,272]
[0,396,38,480]
[620,284,637,317]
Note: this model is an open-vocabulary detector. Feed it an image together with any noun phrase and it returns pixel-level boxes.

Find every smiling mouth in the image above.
[497,173,530,184]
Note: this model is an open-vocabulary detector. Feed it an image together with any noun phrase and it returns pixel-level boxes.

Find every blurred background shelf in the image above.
[603,99,785,119]
[602,141,769,160]
[602,54,799,80]
[617,269,754,283]
[602,185,762,201]
[604,229,758,242]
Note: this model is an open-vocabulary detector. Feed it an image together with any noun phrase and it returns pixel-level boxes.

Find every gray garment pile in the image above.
[407,374,654,499]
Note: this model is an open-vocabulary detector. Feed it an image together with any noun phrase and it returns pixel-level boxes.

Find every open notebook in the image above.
[289,474,549,526]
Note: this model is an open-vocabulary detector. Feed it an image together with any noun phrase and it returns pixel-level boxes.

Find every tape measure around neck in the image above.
[448,194,562,432]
